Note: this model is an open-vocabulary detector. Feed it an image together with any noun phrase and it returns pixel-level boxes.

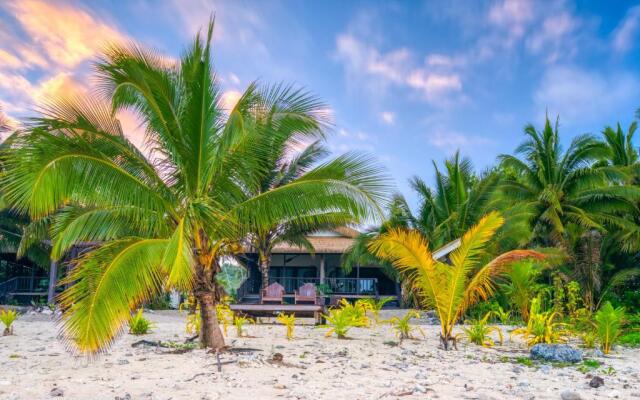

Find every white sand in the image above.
[0,310,638,400]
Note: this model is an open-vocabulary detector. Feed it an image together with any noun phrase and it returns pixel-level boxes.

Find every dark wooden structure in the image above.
[230,303,326,324]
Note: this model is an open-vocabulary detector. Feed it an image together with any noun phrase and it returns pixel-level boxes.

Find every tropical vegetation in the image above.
[0,21,389,353]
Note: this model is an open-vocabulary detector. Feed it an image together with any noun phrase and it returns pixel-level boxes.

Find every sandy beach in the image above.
[0,310,638,400]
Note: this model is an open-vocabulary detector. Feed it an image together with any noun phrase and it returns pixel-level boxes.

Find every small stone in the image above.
[540,365,552,374]
[414,384,427,393]
[560,390,583,400]
[115,395,131,400]
[274,383,287,389]
[50,387,64,397]
[117,359,129,365]
[589,376,604,388]
[271,353,284,362]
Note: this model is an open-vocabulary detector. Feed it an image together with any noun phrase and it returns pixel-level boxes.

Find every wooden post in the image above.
[47,261,58,304]
[319,254,325,284]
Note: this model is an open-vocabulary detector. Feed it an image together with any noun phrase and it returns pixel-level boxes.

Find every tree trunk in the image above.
[259,251,271,292]
[47,261,58,305]
[197,290,225,350]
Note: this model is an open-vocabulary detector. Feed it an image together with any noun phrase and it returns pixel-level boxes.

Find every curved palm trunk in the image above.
[259,250,272,292]
[195,258,225,350]
[197,290,225,349]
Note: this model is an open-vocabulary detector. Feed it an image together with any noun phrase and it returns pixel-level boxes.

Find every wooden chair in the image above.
[261,282,285,304]
[294,283,318,305]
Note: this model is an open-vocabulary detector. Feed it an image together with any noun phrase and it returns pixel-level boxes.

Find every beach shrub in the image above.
[463,312,503,347]
[566,281,581,316]
[216,302,233,336]
[618,332,640,347]
[276,313,297,340]
[233,315,254,337]
[369,212,545,350]
[357,297,393,325]
[500,260,543,322]
[1,309,18,336]
[580,331,597,349]
[128,309,153,335]
[491,305,512,325]
[388,310,423,341]
[552,273,566,316]
[511,298,567,346]
[594,301,625,354]
[323,304,368,339]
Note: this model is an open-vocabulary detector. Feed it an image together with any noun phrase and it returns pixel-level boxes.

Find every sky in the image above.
[1,0,639,208]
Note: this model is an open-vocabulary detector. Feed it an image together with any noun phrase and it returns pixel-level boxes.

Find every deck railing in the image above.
[0,276,51,302]
[237,276,378,299]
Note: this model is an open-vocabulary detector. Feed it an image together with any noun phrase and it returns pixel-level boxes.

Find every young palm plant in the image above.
[1,21,389,354]
[463,312,503,347]
[594,301,625,354]
[369,211,544,349]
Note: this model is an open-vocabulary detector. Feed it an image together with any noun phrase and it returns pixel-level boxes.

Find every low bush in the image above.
[618,332,640,347]
[463,312,503,347]
[322,302,368,339]
[276,313,297,340]
[511,298,567,346]
[388,310,423,341]
[233,315,254,337]
[1,309,18,336]
[128,309,153,335]
[595,302,625,354]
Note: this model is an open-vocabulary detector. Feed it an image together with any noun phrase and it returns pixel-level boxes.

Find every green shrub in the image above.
[128,309,153,335]
[322,301,368,339]
[595,302,625,354]
[388,310,423,341]
[618,332,640,347]
[463,312,503,347]
[511,298,567,346]
[1,309,18,336]
[276,313,297,340]
[566,281,581,316]
[233,315,254,337]
[491,305,512,325]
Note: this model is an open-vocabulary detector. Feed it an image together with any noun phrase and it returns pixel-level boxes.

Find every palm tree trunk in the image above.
[259,251,271,292]
[194,254,225,350]
[197,290,225,350]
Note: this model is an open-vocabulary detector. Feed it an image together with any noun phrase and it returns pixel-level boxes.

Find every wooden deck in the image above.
[230,303,326,324]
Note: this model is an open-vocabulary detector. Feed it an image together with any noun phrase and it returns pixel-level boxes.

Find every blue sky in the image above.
[1,0,639,207]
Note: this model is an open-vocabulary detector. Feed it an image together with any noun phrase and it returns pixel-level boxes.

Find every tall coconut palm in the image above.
[498,117,640,248]
[369,211,544,349]
[241,102,382,290]
[599,122,638,174]
[1,22,389,353]
[411,151,501,249]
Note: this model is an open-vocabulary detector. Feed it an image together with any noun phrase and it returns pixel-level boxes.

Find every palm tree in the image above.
[498,117,639,248]
[1,21,389,353]
[369,211,544,349]
[240,102,384,289]
[599,122,638,180]
[410,151,500,249]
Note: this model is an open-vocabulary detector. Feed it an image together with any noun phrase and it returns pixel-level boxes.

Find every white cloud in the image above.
[2,0,125,69]
[526,12,579,63]
[488,0,535,44]
[427,129,491,154]
[612,6,640,53]
[335,33,463,106]
[534,66,640,124]
[380,111,395,125]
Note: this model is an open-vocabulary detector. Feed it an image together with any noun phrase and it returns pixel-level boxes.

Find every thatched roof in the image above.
[271,227,360,254]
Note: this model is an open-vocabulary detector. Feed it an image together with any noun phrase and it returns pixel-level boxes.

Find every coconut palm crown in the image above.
[1,21,390,353]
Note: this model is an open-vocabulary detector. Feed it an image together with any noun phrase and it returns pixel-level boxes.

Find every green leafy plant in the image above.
[322,302,368,339]
[276,313,297,340]
[491,305,512,325]
[594,301,625,354]
[1,309,18,336]
[552,273,566,316]
[580,331,597,349]
[388,310,424,341]
[463,312,504,347]
[128,309,153,335]
[577,359,601,373]
[511,298,567,346]
[566,281,582,317]
[233,315,254,337]
[216,262,248,300]
[316,283,333,296]
[357,297,393,324]
[500,260,543,322]
[618,332,640,347]
[369,211,544,350]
